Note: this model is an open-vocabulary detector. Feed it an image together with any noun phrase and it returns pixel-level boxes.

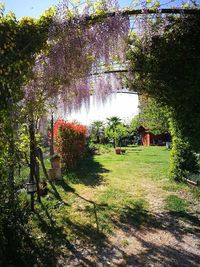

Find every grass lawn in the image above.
[20,146,200,266]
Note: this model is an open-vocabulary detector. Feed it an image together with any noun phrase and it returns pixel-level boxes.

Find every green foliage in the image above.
[170,134,199,180]
[90,120,105,143]
[114,123,129,146]
[0,4,55,193]
[130,114,140,134]
[138,95,169,134]
[0,7,54,112]
[0,187,32,266]
[127,14,200,179]
[105,116,125,147]
[191,187,200,200]
[87,142,112,155]
[164,195,189,212]
[188,173,200,182]
[0,6,55,265]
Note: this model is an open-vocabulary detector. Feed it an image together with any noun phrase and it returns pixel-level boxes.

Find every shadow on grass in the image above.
[83,199,162,234]
[1,209,61,267]
[5,154,199,266]
[63,196,200,266]
[38,168,200,267]
[65,155,109,187]
[48,178,200,237]
[120,240,200,267]
[7,192,199,267]
[169,210,200,226]
[119,204,161,229]
[34,199,107,266]
[48,180,74,203]
[15,152,198,267]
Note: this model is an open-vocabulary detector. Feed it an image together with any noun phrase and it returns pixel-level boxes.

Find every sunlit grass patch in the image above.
[18,145,199,261]
[191,187,200,200]
[164,195,189,212]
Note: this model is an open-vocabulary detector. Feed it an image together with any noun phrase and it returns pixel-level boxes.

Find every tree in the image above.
[138,95,169,135]
[106,116,122,147]
[115,123,129,148]
[0,3,54,208]
[128,115,141,144]
[107,116,122,130]
[127,12,200,180]
[91,120,105,143]
[0,5,55,262]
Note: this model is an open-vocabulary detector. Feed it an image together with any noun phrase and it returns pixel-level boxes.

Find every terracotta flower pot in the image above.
[115,148,121,154]
[115,148,126,155]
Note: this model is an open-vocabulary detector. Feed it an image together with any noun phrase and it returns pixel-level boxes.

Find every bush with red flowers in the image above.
[53,119,87,170]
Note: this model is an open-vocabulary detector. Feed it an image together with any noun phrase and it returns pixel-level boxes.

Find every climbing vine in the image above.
[127,11,200,179]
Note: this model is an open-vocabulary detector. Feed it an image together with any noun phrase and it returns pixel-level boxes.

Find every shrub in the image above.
[169,118,199,181]
[170,137,199,181]
[53,119,87,170]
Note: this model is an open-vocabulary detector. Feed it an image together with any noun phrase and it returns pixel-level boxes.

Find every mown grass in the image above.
[164,195,189,212]
[16,146,200,265]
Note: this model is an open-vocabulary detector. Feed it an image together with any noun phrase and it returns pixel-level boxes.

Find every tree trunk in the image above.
[97,134,100,144]
[29,117,41,210]
[37,147,49,180]
[8,133,15,208]
[113,138,116,148]
[35,155,41,203]
[50,112,54,156]
[6,106,15,208]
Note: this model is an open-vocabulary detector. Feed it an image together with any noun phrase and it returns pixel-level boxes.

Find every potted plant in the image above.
[115,147,126,155]
[115,147,121,154]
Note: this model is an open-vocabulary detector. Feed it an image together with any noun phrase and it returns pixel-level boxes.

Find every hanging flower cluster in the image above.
[25,0,130,115]
[53,118,87,170]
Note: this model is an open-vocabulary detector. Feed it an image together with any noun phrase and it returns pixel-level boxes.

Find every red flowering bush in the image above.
[53,119,87,170]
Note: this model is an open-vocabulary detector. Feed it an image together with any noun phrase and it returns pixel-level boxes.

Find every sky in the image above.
[3,0,134,18]
[58,93,139,125]
[3,0,198,125]
[3,0,196,18]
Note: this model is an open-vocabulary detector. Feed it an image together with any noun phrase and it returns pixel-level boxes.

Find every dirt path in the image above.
[54,148,200,266]
[107,178,200,266]
[59,183,200,266]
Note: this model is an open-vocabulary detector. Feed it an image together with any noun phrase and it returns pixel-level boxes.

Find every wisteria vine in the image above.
[24,0,129,114]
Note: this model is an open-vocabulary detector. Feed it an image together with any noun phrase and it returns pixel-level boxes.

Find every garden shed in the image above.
[138,126,170,146]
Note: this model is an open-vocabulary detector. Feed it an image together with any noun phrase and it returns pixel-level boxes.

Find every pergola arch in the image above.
[1,3,200,211]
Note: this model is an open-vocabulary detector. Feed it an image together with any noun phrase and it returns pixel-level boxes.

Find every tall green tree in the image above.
[106,116,122,147]
[138,95,169,134]
[91,120,105,143]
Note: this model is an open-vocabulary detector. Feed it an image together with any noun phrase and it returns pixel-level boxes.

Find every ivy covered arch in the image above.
[1,1,200,264]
